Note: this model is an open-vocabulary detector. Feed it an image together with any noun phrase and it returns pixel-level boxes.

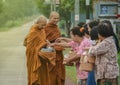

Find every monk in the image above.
[24,15,51,85]
[43,11,65,85]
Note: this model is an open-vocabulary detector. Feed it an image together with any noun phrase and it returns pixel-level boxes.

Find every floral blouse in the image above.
[88,36,119,80]
[69,37,91,79]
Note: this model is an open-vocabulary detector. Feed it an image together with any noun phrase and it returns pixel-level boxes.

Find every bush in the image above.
[0,0,38,27]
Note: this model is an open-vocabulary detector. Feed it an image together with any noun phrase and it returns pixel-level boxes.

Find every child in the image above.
[86,26,99,85]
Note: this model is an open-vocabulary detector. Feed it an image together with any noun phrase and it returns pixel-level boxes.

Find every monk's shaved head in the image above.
[49,11,59,19]
[35,15,47,29]
[49,11,59,24]
[36,15,47,24]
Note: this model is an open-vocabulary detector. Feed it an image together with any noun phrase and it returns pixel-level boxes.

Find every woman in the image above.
[88,23,119,85]
[100,20,120,53]
[52,27,91,85]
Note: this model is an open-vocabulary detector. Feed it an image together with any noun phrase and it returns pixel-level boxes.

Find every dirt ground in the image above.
[0,20,75,85]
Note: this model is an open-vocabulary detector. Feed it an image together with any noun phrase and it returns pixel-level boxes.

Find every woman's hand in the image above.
[49,43,56,47]
[63,58,70,64]
[55,37,63,43]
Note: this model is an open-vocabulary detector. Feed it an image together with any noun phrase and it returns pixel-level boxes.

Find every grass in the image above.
[66,66,77,84]
[63,48,77,84]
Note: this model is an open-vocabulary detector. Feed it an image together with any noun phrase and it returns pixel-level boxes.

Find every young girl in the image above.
[86,20,99,85]
[51,26,91,85]
[86,26,99,85]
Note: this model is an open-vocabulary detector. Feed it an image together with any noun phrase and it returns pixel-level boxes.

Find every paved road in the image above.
[0,21,75,85]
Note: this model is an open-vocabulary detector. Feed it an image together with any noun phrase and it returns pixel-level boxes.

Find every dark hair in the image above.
[83,24,89,35]
[100,20,114,35]
[71,26,85,37]
[97,23,111,37]
[88,20,99,29]
[77,22,85,28]
[101,20,120,53]
[90,26,98,40]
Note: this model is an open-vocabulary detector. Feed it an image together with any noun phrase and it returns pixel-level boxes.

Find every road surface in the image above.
[0,20,75,85]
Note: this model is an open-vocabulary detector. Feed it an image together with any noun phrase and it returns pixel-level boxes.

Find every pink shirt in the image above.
[68,37,91,79]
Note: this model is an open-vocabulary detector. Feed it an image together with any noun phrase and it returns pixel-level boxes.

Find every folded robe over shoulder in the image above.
[24,24,51,85]
[44,22,65,85]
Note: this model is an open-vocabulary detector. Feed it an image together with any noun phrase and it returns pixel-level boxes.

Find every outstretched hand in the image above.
[55,37,62,43]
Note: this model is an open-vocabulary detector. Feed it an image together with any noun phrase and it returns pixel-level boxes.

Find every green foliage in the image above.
[0,15,38,31]
[0,0,95,29]
[34,0,94,27]
[59,0,93,21]
[34,0,93,22]
[59,20,65,29]
[58,0,74,21]
[0,0,38,28]
[0,0,3,13]
[35,0,51,17]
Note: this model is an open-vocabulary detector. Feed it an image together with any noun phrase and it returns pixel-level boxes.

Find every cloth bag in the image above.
[79,51,95,72]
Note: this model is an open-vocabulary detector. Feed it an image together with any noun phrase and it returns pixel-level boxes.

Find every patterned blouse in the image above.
[88,36,119,80]
[69,37,91,79]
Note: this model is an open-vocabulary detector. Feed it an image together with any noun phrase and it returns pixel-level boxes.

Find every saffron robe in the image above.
[44,22,65,85]
[24,24,50,85]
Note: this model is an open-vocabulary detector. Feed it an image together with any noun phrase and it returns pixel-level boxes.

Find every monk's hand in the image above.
[46,40,51,46]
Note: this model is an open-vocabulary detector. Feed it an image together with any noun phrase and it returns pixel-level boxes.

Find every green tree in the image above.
[0,0,38,27]
[58,0,74,37]
[35,0,93,37]
[0,0,3,13]
[35,0,51,17]
[59,0,93,37]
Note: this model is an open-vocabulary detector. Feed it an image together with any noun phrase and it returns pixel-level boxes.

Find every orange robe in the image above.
[44,22,65,85]
[24,24,50,85]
